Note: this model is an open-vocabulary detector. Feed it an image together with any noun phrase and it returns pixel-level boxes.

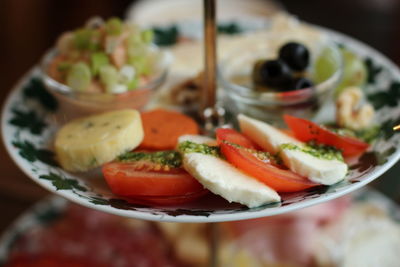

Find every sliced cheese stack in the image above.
[55,109,143,172]
[178,135,280,208]
[238,114,348,185]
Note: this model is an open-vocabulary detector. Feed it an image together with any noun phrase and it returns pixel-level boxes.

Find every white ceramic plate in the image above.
[2,24,400,222]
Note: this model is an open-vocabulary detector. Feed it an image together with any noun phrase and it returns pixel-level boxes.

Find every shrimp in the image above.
[336,87,374,130]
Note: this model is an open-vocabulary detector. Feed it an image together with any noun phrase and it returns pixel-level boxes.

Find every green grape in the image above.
[141,29,154,44]
[73,28,100,51]
[99,65,118,92]
[127,33,142,47]
[127,77,139,90]
[105,17,123,36]
[127,44,150,76]
[130,56,150,76]
[313,46,341,84]
[66,62,91,92]
[118,65,138,90]
[90,52,109,76]
[88,30,101,51]
[73,29,92,50]
[127,42,147,58]
[335,48,367,96]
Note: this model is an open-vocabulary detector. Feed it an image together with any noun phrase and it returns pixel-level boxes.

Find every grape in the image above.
[66,62,91,92]
[141,29,154,44]
[127,77,139,90]
[100,65,128,94]
[99,65,118,93]
[105,17,123,36]
[126,30,156,76]
[127,44,147,59]
[313,46,341,84]
[91,52,109,76]
[73,29,99,51]
[119,65,138,90]
[335,48,367,95]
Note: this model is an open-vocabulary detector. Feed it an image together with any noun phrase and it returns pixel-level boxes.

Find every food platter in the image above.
[2,20,400,222]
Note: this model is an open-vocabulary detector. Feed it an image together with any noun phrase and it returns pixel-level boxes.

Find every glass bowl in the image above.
[218,40,343,126]
[40,48,168,122]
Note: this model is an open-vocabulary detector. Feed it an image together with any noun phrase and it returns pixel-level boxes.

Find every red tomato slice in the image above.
[283,114,369,157]
[102,162,204,199]
[216,128,259,149]
[125,190,209,206]
[220,142,318,192]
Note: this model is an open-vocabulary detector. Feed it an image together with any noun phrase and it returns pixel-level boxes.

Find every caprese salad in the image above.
[54,109,370,208]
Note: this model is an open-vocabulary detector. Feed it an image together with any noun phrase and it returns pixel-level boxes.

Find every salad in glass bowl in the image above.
[41,17,170,120]
[219,38,343,126]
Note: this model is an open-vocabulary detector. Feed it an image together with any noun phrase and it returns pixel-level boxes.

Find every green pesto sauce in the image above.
[178,141,221,157]
[326,125,380,144]
[280,142,344,162]
[222,141,281,165]
[328,127,356,138]
[117,150,182,168]
[354,125,381,144]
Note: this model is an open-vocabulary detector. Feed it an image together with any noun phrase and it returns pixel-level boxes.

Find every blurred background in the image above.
[1,0,400,234]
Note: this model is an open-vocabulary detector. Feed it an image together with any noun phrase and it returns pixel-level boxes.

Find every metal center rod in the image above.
[203,3,219,266]
[203,0,217,111]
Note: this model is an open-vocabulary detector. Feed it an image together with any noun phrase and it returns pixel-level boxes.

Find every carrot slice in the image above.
[139,109,199,150]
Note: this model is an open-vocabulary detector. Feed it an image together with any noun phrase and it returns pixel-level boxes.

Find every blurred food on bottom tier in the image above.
[2,190,400,267]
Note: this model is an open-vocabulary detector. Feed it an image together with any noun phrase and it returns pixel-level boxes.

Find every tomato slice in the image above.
[125,190,209,206]
[102,161,205,199]
[220,142,318,192]
[284,114,369,157]
[216,128,259,149]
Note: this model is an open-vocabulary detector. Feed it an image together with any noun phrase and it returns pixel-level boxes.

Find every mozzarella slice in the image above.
[177,135,217,146]
[238,114,347,185]
[55,109,143,172]
[178,135,280,208]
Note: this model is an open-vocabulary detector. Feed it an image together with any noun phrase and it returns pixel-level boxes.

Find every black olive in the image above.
[290,77,314,90]
[252,59,292,89]
[279,42,310,71]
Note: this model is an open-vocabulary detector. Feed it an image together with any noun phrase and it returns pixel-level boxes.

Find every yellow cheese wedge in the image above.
[55,109,143,172]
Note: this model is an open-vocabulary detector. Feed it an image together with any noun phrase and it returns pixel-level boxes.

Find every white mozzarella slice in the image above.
[178,135,280,208]
[238,114,347,185]
[177,135,217,146]
[183,153,280,208]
